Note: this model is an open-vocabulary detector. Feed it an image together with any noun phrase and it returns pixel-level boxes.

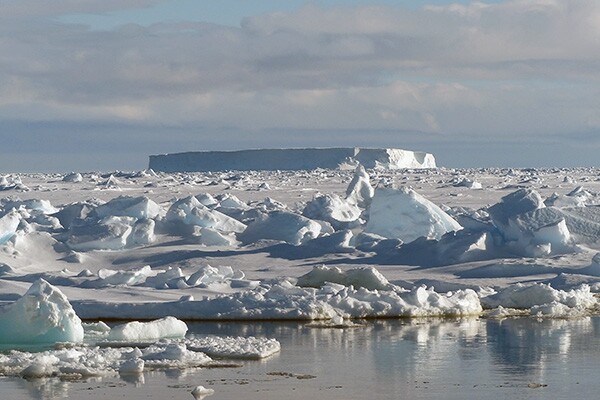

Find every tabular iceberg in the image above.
[149,147,436,172]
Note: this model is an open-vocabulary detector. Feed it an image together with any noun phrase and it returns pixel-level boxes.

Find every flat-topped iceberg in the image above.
[149,147,436,172]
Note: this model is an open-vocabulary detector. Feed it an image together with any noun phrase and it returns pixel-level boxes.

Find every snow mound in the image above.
[0,279,84,344]
[365,187,462,242]
[149,147,436,172]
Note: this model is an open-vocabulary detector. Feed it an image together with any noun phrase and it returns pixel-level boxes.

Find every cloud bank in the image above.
[1,0,599,171]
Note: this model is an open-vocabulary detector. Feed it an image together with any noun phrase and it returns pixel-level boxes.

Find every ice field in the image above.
[2,151,600,397]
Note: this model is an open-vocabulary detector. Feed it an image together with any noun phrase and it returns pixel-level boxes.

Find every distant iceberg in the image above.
[149,147,436,172]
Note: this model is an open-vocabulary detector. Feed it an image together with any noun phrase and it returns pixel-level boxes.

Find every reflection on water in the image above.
[3,317,600,399]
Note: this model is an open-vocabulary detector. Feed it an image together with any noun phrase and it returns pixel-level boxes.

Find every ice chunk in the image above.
[131,218,156,245]
[187,335,280,359]
[581,253,600,276]
[345,164,374,208]
[488,188,545,232]
[239,210,322,245]
[82,265,153,288]
[302,194,362,229]
[365,187,462,242]
[545,186,593,208]
[454,177,482,189]
[67,216,133,251]
[119,358,144,374]
[382,230,493,267]
[141,343,211,368]
[481,283,597,310]
[217,193,248,210]
[145,267,187,289]
[187,265,244,287]
[192,226,238,246]
[0,209,20,244]
[195,193,218,207]
[62,172,83,183]
[297,265,391,291]
[187,206,246,232]
[51,202,94,230]
[107,317,188,342]
[0,279,84,344]
[1,198,59,215]
[192,385,215,399]
[494,205,576,255]
[94,196,162,219]
[166,196,246,233]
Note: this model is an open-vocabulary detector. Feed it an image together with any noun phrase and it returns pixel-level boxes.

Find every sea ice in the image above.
[481,283,596,311]
[107,316,188,342]
[239,210,322,245]
[67,216,134,251]
[166,196,246,233]
[192,385,215,399]
[345,164,374,208]
[365,187,462,242]
[302,194,362,229]
[296,265,392,291]
[0,210,20,244]
[186,335,280,359]
[0,279,84,344]
[94,195,162,220]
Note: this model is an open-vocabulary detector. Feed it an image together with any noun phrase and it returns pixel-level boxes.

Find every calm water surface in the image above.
[2,317,600,399]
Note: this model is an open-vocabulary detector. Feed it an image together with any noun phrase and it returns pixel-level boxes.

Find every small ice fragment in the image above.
[119,358,145,374]
[191,385,215,399]
[107,316,188,342]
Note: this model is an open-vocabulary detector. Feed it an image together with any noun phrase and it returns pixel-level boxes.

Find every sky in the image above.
[1,0,599,172]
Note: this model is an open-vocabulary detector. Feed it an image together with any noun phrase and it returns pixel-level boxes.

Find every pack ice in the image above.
[1,161,600,341]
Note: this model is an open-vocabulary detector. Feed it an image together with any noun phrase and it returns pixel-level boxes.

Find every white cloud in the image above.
[1,0,600,170]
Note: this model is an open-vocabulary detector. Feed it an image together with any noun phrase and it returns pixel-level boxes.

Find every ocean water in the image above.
[2,317,600,399]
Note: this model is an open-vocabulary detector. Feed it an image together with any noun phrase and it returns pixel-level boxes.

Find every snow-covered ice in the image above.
[365,186,462,242]
[1,164,600,343]
[4,159,600,398]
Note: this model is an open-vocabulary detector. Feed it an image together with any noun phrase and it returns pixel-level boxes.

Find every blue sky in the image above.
[1,0,599,172]
[60,1,501,29]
